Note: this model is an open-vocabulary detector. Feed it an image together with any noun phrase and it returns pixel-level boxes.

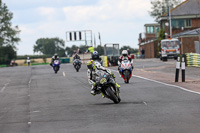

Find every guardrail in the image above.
[186,53,200,67]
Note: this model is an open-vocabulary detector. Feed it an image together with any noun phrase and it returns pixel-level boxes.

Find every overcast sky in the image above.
[4,0,155,55]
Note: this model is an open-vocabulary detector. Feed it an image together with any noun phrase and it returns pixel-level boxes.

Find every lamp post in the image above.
[165,22,169,38]
[180,27,184,55]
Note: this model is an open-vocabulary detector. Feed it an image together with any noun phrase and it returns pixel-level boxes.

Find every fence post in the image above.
[175,56,180,82]
[181,56,185,82]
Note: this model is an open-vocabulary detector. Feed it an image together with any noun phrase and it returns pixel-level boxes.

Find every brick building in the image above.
[173,28,200,54]
[161,0,200,36]
[138,0,200,58]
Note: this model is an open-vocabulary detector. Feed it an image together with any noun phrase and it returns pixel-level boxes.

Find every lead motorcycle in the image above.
[52,60,60,74]
[95,71,121,104]
[119,59,133,83]
[73,59,81,72]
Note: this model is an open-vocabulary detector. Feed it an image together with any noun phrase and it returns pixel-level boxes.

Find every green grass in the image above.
[31,63,49,66]
[0,65,7,67]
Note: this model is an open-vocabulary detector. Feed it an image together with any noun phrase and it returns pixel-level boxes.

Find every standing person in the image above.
[27,57,31,66]
[141,49,145,59]
[88,46,94,56]
[127,48,130,55]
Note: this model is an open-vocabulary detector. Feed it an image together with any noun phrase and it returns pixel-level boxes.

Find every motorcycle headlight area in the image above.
[100,78,107,84]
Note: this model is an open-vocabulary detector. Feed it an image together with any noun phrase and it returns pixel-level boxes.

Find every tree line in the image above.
[0,0,20,65]
[33,37,139,57]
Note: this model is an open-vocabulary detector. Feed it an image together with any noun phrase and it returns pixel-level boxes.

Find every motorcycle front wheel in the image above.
[106,87,120,104]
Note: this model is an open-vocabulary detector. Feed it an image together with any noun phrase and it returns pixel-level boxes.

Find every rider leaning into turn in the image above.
[50,53,60,66]
[87,60,120,96]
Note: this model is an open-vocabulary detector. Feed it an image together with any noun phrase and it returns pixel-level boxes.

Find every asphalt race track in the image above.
[0,63,200,133]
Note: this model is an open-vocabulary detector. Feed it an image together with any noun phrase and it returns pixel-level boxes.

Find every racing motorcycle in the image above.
[119,59,133,83]
[94,60,102,67]
[95,71,121,104]
[52,60,60,74]
[73,59,81,72]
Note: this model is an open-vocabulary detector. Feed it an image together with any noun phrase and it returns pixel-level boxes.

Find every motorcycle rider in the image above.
[50,53,60,66]
[27,57,31,66]
[73,53,81,60]
[90,51,102,65]
[87,60,120,96]
[73,53,81,66]
[118,50,133,76]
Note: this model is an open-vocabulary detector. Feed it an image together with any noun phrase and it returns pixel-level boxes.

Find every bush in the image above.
[42,55,47,63]
[0,46,16,65]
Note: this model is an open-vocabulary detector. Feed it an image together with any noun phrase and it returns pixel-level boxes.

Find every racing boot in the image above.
[101,93,105,98]
[116,83,120,93]
[90,84,97,96]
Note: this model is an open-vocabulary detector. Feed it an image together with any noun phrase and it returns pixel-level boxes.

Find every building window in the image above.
[172,19,184,28]
[147,26,154,33]
[185,19,192,27]
[155,27,160,33]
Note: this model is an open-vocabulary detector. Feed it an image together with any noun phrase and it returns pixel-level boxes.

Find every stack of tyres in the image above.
[186,53,200,67]
[60,58,70,64]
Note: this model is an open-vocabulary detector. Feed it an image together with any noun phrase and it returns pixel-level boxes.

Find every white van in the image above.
[160,38,180,61]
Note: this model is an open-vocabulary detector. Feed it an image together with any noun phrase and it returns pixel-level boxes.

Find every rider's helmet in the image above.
[54,53,58,59]
[87,60,96,71]
[92,51,99,60]
[93,51,98,55]
[122,50,128,57]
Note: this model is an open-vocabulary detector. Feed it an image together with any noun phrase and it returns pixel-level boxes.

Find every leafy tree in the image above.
[0,0,20,48]
[158,28,166,53]
[65,45,78,56]
[33,37,65,56]
[149,0,183,22]
[0,45,16,65]
[79,45,88,54]
[158,28,165,42]
[95,45,104,56]
[120,46,138,54]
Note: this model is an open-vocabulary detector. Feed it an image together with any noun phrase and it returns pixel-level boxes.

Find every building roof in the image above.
[162,0,200,18]
[144,23,160,26]
[172,28,200,38]
[172,0,200,16]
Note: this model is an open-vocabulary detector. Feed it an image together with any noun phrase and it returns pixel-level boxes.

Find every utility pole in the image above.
[169,6,172,38]
[99,32,102,46]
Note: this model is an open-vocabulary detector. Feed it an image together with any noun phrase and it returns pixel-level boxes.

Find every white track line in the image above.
[29,79,32,84]
[63,72,66,77]
[111,69,200,95]
[0,83,9,92]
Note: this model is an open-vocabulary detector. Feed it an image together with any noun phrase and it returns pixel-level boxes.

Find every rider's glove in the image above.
[110,73,115,78]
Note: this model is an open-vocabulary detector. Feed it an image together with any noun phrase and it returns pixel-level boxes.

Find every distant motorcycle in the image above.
[10,60,15,67]
[119,59,133,83]
[53,60,60,74]
[95,71,121,104]
[73,59,81,72]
